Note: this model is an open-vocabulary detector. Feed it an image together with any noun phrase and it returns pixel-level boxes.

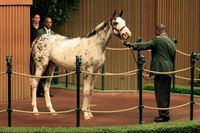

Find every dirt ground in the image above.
[0,88,200,127]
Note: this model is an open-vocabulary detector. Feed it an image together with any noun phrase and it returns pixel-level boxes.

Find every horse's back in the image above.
[31,33,105,72]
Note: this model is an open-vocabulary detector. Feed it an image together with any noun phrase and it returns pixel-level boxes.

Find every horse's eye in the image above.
[113,22,118,26]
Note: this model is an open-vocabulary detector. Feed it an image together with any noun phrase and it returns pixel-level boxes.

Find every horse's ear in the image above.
[119,10,123,17]
[112,10,117,18]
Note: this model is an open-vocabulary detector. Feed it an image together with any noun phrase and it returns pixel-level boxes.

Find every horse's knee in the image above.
[44,85,50,92]
[83,89,91,96]
[31,79,38,88]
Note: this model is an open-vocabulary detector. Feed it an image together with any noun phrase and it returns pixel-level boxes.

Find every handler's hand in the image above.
[123,41,133,48]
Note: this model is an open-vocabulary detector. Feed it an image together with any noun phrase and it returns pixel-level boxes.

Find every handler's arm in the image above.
[124,40,154,50]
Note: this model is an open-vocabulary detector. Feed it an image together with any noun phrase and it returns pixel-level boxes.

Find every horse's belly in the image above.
[50,51,76,70]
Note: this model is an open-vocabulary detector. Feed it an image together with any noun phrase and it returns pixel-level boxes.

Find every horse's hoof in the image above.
[88,112,93,118]
[84,115,90,120]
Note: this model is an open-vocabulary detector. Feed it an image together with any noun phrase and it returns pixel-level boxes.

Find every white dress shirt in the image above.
[44,27,51,34]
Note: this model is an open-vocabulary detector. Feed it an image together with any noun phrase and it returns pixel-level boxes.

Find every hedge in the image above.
[143,84,200,96]
[0,120,200,133]
[51,83,200,96]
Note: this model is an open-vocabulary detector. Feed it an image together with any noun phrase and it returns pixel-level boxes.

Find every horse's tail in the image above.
[30,46,35,76]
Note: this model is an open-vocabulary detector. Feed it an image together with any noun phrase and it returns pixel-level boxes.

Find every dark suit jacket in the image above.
[36,27,54,38]
[131,34,176,76]
[31,25,42,43]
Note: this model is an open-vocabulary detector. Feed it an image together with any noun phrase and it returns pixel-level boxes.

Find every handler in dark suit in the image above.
[36,17,54,97]
[124,24,176,122]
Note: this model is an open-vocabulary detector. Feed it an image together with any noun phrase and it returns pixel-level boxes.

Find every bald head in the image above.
[155,24,166,35]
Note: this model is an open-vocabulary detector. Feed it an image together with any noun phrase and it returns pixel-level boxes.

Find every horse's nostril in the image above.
[122,33,129,40]
[125,33,129,38]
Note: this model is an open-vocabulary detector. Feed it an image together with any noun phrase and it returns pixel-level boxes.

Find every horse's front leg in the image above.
[44,63,56,115]
[82,74,92,120]
[31,68,44,115]
[87,74,97,118]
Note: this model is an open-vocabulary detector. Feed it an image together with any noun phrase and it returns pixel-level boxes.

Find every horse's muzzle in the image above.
[121,27,131,40]
[122,32,131,40]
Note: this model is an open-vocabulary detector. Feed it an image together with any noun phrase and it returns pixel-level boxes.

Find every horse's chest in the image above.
[82,47,104,63]
[82,51,105,70]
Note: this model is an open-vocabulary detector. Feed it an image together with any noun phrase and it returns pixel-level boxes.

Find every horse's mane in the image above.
[81,19,110,38]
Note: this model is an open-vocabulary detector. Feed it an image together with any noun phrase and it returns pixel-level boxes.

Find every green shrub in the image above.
[1,120,200,133]
[143,84,200,96]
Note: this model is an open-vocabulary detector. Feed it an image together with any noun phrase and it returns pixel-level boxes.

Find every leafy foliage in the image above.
[31,0,80,27]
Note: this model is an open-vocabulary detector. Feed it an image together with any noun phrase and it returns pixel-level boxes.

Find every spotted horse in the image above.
[30,10,132,120]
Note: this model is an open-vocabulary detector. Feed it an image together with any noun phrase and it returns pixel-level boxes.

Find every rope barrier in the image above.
[93,89,137,93]
[0,109,7,113]
[12,71,76,78]
[12,109,75,114]
[106,47,194,58]
[176,49,191,56]
[142,73,150,77]
[195,67,200,72]
[91,106,138,113]
[0,72,6,75]
[143,74,200,81]
[175,75,200,81]
[143,102,190,110]
[194,102,200,106]
[9,66,197,81]
[194,78,200,81]
[123,72,137,76]
[143,67,191,75]
[106,47,130,51]
[81,69,138,76]
[175,75,190,81]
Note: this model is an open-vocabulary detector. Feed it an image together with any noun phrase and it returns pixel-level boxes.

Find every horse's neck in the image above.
[89,22,113,52]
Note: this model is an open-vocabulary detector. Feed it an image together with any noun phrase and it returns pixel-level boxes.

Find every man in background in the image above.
[36,17,54,36]
[31,13,42,44]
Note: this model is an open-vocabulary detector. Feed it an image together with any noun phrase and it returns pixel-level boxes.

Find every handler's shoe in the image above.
[154,116,170,122]
[37,92,54,97]
[37,92,44,97]
[50,92,54,97]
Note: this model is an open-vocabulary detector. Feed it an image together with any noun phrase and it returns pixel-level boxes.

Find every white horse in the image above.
[30,10,131,120]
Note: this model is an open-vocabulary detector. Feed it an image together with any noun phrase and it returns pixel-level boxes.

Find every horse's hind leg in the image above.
[43,62,56,115]
[31,66,44,115]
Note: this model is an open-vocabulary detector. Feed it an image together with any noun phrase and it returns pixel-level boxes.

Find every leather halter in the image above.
[110,18,127,39]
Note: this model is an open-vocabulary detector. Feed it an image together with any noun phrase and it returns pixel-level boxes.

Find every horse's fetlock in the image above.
[82,107,87,112]
[32,103,36,107]
[46,104,52,109]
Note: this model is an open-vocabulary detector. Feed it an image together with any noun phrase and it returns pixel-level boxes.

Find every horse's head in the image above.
[110,10,132,41]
